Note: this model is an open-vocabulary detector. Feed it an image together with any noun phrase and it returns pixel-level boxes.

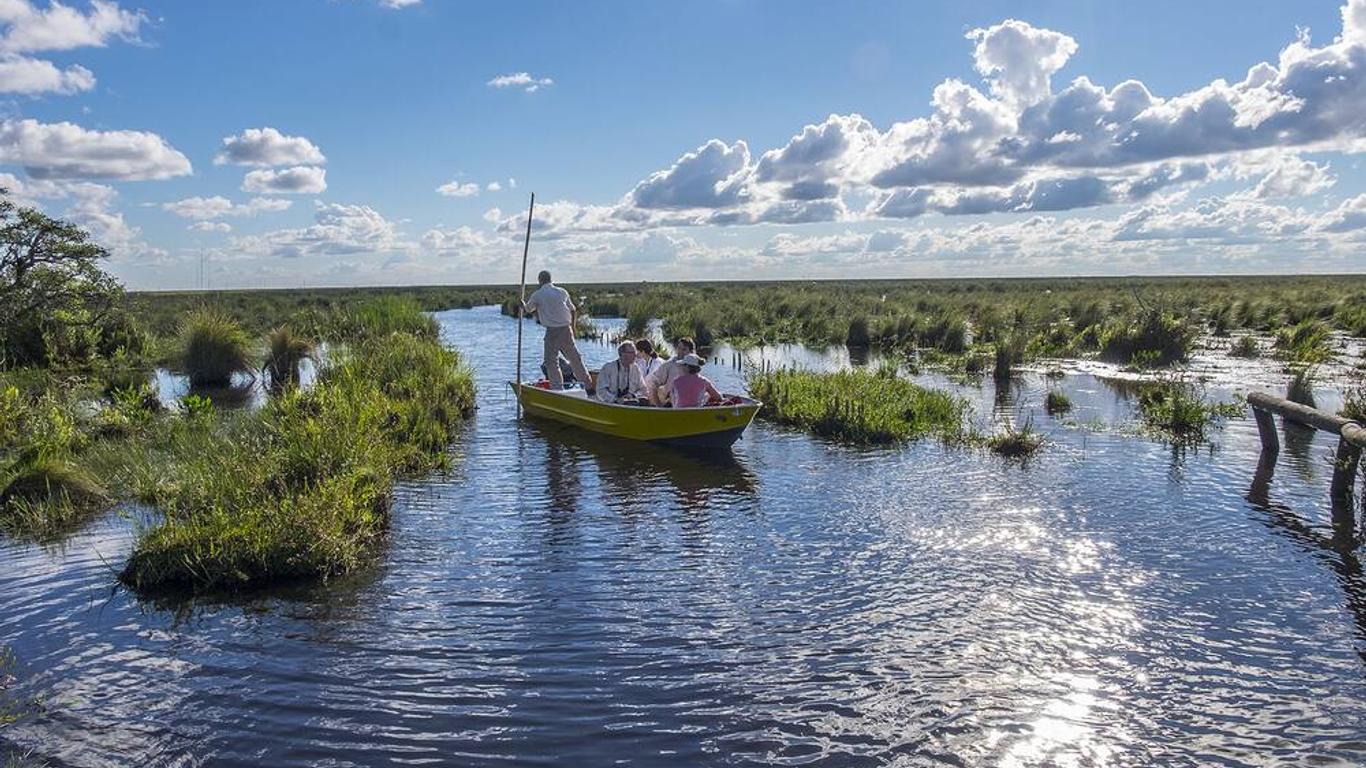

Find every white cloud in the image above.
[0,118,191,180]
[1251,155,1335,199]
[242,165,326,194]
[967,19,1077,108]
[236,201,407,259]
[215,127,326,167]
[486,181,501,192]
[0,0,143,53]
[486,72,553,93]
[162,195,292,220]
[0,54,92,93]
[188,221,231,233]
[631,139,751,210]
[436,180,479,197]
[378,0,419,7]
[1320,193,1366,233]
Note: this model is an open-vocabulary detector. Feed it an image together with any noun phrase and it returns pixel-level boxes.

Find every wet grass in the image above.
[746,368,968,445]
[263,325,315,388]
[1045,390,1072,415]
[1274,319,1334,365]
[181,308,254,387]
[118,331,474,593]
[987,417,1044,458]
[1136,379,1242,444]
[1229,334,1261,358]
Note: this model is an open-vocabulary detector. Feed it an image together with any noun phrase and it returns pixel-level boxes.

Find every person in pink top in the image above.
[669,353,722,408]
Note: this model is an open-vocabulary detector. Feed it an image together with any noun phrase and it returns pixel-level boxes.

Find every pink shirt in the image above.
[670,372,717,408]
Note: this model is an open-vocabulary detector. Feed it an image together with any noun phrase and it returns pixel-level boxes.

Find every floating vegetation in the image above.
[181,308,254,387]
[1045,390,1073,415]
[1136,378,1242,444]
[746,368,968,445]
[986,416,1044,458]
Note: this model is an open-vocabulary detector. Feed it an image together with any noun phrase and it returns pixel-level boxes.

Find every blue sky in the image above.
[0,0,1363,289]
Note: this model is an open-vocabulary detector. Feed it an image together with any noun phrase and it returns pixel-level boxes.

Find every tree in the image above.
[0,191,129,367]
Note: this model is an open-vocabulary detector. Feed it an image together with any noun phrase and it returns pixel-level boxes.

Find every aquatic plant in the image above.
[1341,382,1365,423]
[1229,335,1260,358]
[986,416,1043,458]
[1045,390,1072,415]
[1286,366,1317,407]
[1274,319,1333,365]
[993,334,1025,380]
[180,308,254,387]
[845,316,871,349]
[337,296,437,340]
[263,325,315,387]
[1136,378,1241,444]
[119,330,475,593]
[1098,309,1195,367]
[746,367,968,445]
[0,456,108,540]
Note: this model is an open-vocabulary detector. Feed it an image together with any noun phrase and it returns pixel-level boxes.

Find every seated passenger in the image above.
[596,341,646,403]
[669,354,721,408]
[644,336,696,406]
[634,338,662,382]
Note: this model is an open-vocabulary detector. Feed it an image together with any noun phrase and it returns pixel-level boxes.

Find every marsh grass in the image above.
[263,325,315,388]
[1287,366,1318,407]
[747,368,968,444]
[993,334,1025,380]
[1229,334,1261,358]
[181,308,253,387]
[986,416,1043,458]
[118,331,474,593]
[1045,390,1072,415]
[1341,382,1365,423]
[1099,309,1195,367]
[1275,319,1334,365]
[1136,378,1241,444]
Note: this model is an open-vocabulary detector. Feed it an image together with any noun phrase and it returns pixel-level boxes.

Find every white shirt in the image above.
[635,355,662,381]
[596,358,645,402]
[644,357,687,393]
[525,283,575,328]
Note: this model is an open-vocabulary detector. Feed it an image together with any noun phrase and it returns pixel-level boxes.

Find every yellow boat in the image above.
[510,382,761,448]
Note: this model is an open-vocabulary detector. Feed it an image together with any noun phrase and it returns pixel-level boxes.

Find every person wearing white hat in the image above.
[644,336,696,406]
[668,353,721,408]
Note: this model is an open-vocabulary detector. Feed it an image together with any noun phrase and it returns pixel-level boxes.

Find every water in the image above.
[2,305,1365,767]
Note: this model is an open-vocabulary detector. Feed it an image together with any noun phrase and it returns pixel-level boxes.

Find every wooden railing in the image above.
[1248,392,1365,499]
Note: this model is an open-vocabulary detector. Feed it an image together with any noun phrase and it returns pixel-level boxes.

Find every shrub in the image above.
[845,316,871,349]
[1136,379,1241,443]
[181,308,253,387]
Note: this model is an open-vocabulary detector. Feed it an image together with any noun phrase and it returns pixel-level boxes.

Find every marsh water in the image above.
[2,305,1365,767]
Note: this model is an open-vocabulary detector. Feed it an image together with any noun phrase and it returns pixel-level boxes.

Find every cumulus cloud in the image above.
[242,165,326,194]
[379,0,420,8]
[236,201,407,259]
[189,221,231,233]
[487,72,553,92]
[0,118,192,180]
[0,54,92,93]
[215,127,326,167]
[1251,155,1335,199]
[0,0,143,96]
[631,139,751,209]
[162,195,292,220]
[436,180,479,197]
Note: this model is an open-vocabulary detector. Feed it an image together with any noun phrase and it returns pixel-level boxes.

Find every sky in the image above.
[0,0,1364,290]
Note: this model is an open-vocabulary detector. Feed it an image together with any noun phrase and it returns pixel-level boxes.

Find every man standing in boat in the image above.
[523,270,593,395]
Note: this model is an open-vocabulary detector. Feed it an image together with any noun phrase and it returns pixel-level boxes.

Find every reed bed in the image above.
[1136,379,1242,444]
[747,368,968,445]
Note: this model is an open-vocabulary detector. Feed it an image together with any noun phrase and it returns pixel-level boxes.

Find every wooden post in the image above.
[1253,407,1279,454]
[515,193,535,419]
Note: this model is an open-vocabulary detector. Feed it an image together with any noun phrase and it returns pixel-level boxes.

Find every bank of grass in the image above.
[118,330,474,593]
[1136,378,1242,444]
[746,367,968,444]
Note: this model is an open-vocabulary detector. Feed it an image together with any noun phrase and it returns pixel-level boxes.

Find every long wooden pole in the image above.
[515,193,535,418]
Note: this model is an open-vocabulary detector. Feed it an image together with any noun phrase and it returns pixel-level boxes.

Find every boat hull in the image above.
[511,382,759,448]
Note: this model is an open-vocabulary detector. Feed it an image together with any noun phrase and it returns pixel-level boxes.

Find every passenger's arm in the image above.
[705,380,722,403]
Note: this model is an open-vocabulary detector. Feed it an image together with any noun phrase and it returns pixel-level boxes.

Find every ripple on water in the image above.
[1,305,1364,767]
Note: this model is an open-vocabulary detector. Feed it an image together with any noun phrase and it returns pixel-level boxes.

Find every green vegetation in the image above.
[1098,309,1196,367]
[1045,390,1073,415]
[1229,334,1261,358]
[987,417,1044,458]
[119,331,473,592]
[1,645,42,729]
[1136,379,1242,444]
[263,325,315,387]
[1274,319,1334,365]
[1287,366,1317,407]
[1341,382,1365,423]
[181,308,254,387]
[747,367,968,444]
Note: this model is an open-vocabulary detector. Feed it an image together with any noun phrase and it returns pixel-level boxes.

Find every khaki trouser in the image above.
[543,325,591,390]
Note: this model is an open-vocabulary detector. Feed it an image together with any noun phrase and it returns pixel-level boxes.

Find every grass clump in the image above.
[1274,319,1334,365]
[181,308,253,387]
[747,367,968,445]
[1341,382,1365,423]
[1136,378,1241,444]
[1098,309,1195,367]
[1044,390,1072,415]
[118,331,474,593]
[993,334,1025,380]
[1229,335,1261,358]
[263,325,315,388]
[986,417,1043,458]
